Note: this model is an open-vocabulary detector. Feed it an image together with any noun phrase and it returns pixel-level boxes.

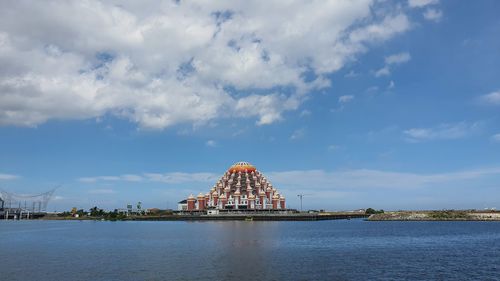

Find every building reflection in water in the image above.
[204,221,282,280]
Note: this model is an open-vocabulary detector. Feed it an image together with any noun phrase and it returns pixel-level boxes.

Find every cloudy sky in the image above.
[1,0,499,211]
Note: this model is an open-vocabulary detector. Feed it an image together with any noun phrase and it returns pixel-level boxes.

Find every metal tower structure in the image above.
[0,188,56,213]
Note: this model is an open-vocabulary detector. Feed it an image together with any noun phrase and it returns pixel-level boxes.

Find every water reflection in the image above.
[208,221,281,280]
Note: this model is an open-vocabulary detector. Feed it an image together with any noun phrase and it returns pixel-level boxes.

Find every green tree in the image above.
[89,206,105,217]
[365,208,376,214]
[365,208,384,214]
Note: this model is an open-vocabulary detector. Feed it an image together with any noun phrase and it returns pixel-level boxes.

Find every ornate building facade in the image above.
[183,161,286,211]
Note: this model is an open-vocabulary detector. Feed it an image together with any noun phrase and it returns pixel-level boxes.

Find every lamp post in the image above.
[297,194,311,212]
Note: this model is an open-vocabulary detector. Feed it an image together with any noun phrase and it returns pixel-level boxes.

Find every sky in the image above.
[1,0,500,211]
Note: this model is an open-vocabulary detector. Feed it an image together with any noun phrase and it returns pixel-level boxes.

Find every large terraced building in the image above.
[182,162,286,211]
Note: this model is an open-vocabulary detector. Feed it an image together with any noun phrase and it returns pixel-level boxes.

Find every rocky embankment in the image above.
[368,210,500,221]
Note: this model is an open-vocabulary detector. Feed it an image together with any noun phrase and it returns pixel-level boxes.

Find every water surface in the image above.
[1,220,499,280]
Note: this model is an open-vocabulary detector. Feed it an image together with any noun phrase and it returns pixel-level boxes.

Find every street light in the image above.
[297,194,312,212]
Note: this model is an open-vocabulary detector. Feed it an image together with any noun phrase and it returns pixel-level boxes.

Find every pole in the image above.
[297,194,303,212]
[297,194,311,212]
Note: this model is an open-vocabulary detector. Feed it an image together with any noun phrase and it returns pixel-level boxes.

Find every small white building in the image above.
[177,199,188,211]
[207,209,219,215]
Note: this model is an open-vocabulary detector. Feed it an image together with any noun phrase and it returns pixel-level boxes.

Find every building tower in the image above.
[187,194,196,211]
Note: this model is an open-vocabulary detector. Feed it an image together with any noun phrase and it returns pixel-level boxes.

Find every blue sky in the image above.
[1,0,500,211]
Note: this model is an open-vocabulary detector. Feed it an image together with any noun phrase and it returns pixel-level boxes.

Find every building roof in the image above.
[228,161,256,173]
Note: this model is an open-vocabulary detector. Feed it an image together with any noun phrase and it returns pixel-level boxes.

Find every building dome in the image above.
[228,161,256,173]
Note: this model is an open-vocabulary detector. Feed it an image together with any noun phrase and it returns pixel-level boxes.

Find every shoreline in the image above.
[6,210,500,222]
[367,210,500,221]
[38,212,370,222]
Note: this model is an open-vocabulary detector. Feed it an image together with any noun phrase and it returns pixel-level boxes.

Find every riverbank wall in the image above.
[42,212,369,221]
[126,213,369,221]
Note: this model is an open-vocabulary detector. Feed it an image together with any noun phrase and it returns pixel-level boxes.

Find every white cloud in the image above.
[80,172,219,184]
[344,70,358,78]
[143,172,219,184]
[234,93,295,125]
[299,109,311,117]
[423,8,442,22]
[333,94,355,112]
[206,140,216,147]
[348,14,410,44]
[0,173,19,180]
[0,1,413,129]
[76,166,500,198]
[268,166,500,190]
[290,128,305,140]
[388,80,395,89]
[385,52,411,65]
[408,0,439,8]
[121,174,143,182]
[480,91,500,105]
[79,175,143,183]
[88,189,116,194]
[375,52,411,77]
[491,133,500,142]
[338,95,355,103]
[88,167,500,190]
[375,66,391,77]
[403,121,482,142]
